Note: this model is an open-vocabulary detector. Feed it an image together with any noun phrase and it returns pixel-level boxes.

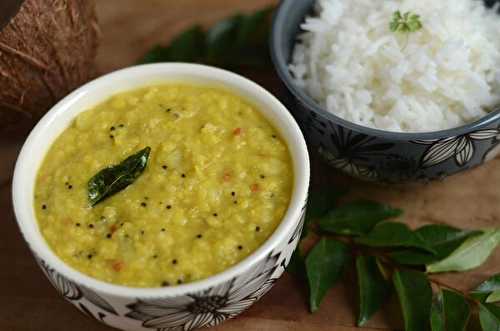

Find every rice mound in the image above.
[290,0,500,132]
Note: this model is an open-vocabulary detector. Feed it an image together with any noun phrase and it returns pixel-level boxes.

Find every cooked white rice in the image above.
[290,0,500,132]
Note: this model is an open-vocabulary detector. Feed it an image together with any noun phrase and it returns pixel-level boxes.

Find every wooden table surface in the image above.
[1,1,499,330]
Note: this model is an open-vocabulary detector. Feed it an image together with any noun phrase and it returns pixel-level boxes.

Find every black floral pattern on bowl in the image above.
[270,0,500,183]
[315,123,395,181]
[126,251,280,330]
[304,110,500,183]
[37,258,118,319]
[413,128,500,168]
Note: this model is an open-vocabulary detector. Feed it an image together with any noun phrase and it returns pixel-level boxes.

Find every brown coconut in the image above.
[0,0,99,137]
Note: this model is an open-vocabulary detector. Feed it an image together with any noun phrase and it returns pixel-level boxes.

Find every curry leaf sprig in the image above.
[291,189,500,331]
[138,7,273,68]
[88,147,151,207]
[390,10,423,34]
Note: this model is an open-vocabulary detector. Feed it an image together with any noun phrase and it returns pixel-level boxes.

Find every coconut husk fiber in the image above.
[0,0,99,137]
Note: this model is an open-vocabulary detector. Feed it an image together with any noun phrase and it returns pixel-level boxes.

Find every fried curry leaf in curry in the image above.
[88,147,151,206]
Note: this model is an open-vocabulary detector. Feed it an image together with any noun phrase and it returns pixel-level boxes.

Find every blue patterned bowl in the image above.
[12,64,309,331]
[270,0,500,183]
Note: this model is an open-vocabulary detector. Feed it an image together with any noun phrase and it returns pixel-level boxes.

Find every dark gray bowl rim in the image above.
[270,0,500,141]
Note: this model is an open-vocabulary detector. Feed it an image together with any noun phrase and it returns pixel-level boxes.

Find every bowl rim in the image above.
[12,63,310,299]
[270,0,500,141]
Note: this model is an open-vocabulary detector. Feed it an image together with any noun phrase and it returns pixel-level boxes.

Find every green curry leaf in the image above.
[306,187,348,220]
[427,229,500,273]
[479,303,500,331]
[287,248,307,280]
[391,225,482,265]
[301,187,347,239]
[88,147,151,207]
[165,26,205,62]
[139,26,205,64]
[319,200,402,236]
[430,289,471,331]
[138,8,273,68]
[430,291,445,331]
[306,238,351,312]
[356,255,392,326]
[355,222,436,254]
[138,45,170,65]
[206,15,242,63]
[235,7,272,47]
[444,290,471,331]
[393,270,433,331]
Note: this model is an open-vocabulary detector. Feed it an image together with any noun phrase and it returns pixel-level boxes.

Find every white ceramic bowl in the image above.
[12,63,310,331]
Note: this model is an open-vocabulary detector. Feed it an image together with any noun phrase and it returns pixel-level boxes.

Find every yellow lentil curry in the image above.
[35,84,293,288]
